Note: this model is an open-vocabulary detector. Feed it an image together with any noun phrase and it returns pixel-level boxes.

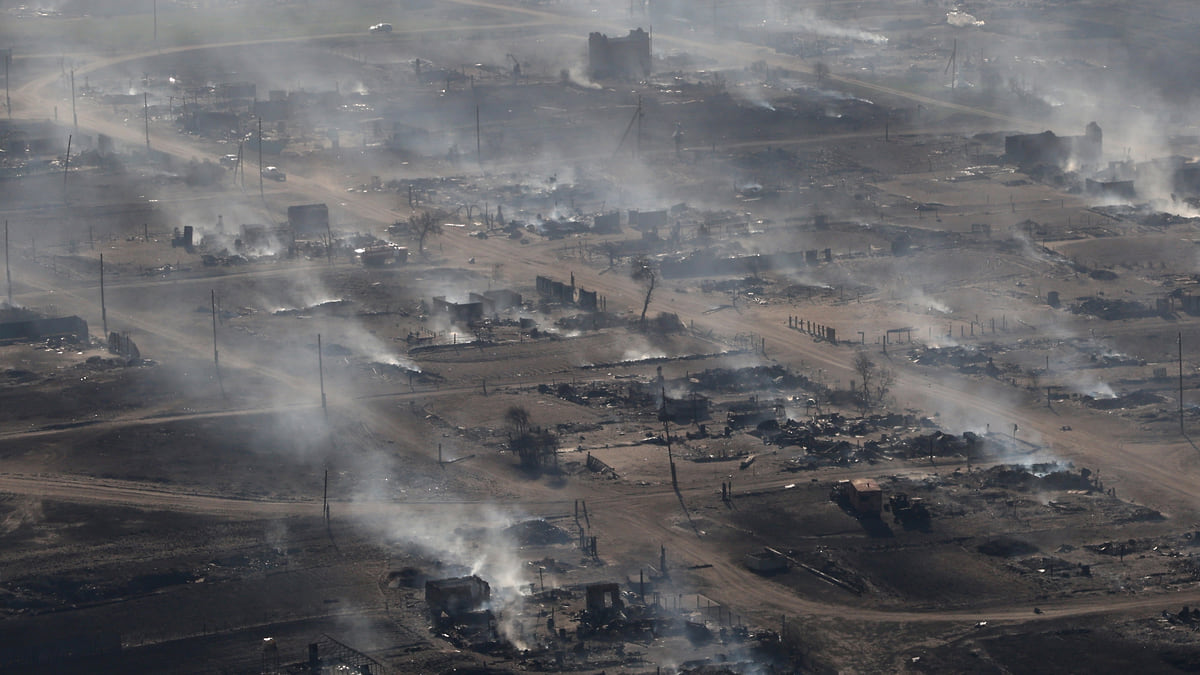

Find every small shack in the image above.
[425,576,490,617]
[847,478,883,516]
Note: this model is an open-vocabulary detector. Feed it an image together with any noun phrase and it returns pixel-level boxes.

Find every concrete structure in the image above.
[588,28,651,80]
[585,583,623,611]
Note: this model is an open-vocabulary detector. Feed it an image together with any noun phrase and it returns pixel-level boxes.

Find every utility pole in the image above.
[62,134,71,198]
[318,333,327,414]
[70,68,77,130]
[1180,332,1185,435]
[99,253,107,336]
[636,94,643,157]
[944,39,957,89]
[4,220,10,305]
[322,468,329,522]
[143,92,150,150]
[153,0,158,42]
[258,118,264,202]
[5,48,11,119]
[212,289,224,396]
[475,104,481,163]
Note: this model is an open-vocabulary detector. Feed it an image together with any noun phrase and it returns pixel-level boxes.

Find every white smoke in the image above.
[947,11,985,28]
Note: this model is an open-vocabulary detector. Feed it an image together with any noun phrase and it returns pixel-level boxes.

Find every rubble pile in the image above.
[978,463,1094,492]
[503,519,572,547]
[538,381,656,409]
[878,430,983,460]
[686,365,816,393]
[1070,296,1157,321]
[1084,390,1163,410]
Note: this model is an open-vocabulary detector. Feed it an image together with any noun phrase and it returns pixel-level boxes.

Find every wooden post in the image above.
[99,253,107,336]
[4,219,10,305]
[318,333,326,413]
[212,289,224,396]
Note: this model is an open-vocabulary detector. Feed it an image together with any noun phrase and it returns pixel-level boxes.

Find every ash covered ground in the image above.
[5,0,1200,672]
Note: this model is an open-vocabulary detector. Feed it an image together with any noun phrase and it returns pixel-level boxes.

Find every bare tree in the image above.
[409,209,445,256]
[814,61,830,87]
[505,405,556,469]
[631,255,657,329]
[853,351,877,411]
[873,366,895,410]
[505,405,531,437]
[854,355,895,410]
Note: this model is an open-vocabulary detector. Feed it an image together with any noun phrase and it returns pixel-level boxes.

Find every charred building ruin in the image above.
[537,275,606,311]
[287,203,330,239]
[1005,122,1102,169]
[588,28,651,80]
[425,576,490,618]
[0,316,88,344]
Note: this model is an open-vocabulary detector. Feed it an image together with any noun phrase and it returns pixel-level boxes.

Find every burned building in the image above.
[536,275,605,311]
[0,316,88,344]
[239,223,294,252]
[217,81,256,103]
[188,111,239,136]
[480,289,522,311]
[1004,122,1102,169]
[287,203,330,239]
[0,119,68,157]
[577,288,599,312]
[425,576,490,617]
[253,98,290,123]
[628,208,668,232]
[660,392,710,423]
[593,211,621,234]
[536,275,574,304]
[588,28,651,80]
[585,583,623,612]
[432,296,484,323]
[1085,178,1136,200]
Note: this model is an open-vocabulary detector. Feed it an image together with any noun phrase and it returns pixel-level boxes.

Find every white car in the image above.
[370,23,392,34]
[262,166,286,182]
